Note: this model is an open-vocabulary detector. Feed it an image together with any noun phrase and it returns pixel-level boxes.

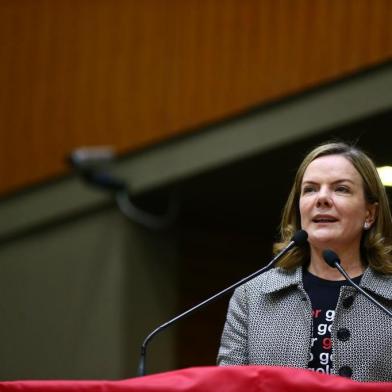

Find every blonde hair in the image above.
[274,142,392,274]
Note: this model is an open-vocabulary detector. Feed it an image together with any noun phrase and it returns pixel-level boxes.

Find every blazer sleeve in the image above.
[217,285,249,365]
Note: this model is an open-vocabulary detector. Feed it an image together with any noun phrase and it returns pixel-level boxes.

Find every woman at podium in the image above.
[218,142,392,382]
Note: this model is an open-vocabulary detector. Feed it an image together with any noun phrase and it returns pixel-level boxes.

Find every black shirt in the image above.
[302,268,362,374]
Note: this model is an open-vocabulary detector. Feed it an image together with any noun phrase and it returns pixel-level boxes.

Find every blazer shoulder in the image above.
[243,266,302,294]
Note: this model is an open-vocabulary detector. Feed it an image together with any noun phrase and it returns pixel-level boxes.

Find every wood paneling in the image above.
[1,0,392,195]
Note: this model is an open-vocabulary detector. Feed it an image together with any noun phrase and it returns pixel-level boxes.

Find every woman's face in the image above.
[299,154,376,252]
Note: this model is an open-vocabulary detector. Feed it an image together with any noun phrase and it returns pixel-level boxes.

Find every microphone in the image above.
[137,230,308,376]
[322,249,392,318]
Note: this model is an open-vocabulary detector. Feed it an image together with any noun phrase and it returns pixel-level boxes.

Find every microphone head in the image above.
[290,230,308,247]
[322,249,340,268]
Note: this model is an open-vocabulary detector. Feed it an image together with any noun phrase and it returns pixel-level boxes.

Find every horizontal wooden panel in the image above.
[0,0,391,195]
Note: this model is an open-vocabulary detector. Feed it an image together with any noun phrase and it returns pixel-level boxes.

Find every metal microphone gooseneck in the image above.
[137,230,308,376]
[322,249,392,318]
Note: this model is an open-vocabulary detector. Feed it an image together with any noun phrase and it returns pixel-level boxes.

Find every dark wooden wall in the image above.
[1,0,392,195]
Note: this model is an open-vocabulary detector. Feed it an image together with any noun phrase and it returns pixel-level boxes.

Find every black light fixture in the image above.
[69,147,179,230]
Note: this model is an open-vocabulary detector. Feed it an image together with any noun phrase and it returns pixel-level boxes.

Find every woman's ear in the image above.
[365,202,378,229]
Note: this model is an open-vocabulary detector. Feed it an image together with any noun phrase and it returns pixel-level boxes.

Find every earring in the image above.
[364,222,370,230]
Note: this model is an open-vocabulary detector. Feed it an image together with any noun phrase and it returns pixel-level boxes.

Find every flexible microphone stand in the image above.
[322,249,392,318]
[137,230,308,376]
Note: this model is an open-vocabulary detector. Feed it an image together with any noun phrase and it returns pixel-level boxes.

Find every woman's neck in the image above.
[307,246,365,281]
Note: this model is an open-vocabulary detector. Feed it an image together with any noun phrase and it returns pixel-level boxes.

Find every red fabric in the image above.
[1,366,391,392]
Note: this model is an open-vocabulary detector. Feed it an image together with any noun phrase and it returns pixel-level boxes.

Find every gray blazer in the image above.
[217,266,392,382]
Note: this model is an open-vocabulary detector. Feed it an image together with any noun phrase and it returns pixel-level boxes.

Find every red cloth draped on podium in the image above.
[0,366,391,392]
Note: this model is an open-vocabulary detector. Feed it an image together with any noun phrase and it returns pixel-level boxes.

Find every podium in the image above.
[1,365,391,391]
